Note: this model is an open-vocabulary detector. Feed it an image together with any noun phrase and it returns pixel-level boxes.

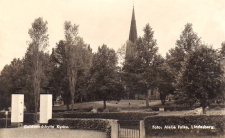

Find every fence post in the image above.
[140,120,145,138]
[111,120,119,138]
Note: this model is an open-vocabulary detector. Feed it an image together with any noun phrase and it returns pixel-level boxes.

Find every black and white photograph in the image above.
[0,0,225,138]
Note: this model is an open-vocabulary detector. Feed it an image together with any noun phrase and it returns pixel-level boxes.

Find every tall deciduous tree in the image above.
[167,23,201,75]
[175,45,224,113]
[123,24,159,107]
[23,49,52,112]
[90,44,125,109]
[154,56,175,105]
[117,42,128,67]
[63,21,92,111]
[52,38,92,110]
[51,41,71,110]
[0,58,25,110]
[27,17,49,114]
[218,42,225,102]
[167,23,201,107]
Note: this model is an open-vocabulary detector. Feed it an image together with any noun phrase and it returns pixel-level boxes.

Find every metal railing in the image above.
[118,120,140,138]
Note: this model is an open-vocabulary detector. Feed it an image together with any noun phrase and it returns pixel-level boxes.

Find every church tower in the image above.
[125,6,138,60]
[129,6,137,43]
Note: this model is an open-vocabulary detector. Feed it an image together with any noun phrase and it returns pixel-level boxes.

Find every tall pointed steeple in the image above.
[129,6,137,43]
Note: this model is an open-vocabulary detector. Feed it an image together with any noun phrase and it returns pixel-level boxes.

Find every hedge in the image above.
[0,118,11,128]
[48,118,111,138]
[24,113,39,124]
[144,115,225,137]
[52,112,64,118]
[62,112,158,120]
[209,104,225,109]
[150,106,198,111]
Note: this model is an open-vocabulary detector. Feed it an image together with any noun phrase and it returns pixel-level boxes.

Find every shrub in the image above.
[24,113,39,124]
[0,118,10,128]
[52,112,64,118]
[62,112,158,120]
[103,108,109,112]
[144,115,225,137]
[48,118,111,138]
[98,108,104,112]
[150,106,195,111]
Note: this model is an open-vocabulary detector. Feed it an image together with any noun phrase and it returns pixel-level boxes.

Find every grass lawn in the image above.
[53,100,161,111]
[52,99,225,115]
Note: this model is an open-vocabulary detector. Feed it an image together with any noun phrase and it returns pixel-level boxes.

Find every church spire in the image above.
[129,6,137,43]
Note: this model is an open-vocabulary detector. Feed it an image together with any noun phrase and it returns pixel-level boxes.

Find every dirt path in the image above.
[0,128,106,138]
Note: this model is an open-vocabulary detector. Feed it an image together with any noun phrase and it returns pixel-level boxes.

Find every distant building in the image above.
[125,6,160,100]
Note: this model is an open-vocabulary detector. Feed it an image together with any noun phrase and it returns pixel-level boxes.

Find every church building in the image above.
[126,6,160,100]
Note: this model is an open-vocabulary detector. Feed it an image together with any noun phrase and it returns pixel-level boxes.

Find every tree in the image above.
[90,44,125,109]
[23,45,52,112]
[123,24,159,107]
[27,17,49,114]
[167,23,201,76]
[63,21,92,111]
[51,41,71,110]
[52,38,92,110]
[167,23,202,107]
[0,58,25,110]
[175,45,224,113]
[154,55,175,105]
[218,42,225,103]
[117,43,126,67]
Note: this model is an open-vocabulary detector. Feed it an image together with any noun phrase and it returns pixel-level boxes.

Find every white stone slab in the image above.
[11,94,24,123]
[40,94,52,124]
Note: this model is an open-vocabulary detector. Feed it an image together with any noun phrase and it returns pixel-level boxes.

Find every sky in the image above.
[0,0,225,72]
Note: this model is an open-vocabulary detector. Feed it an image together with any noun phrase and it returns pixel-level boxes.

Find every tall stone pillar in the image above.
[140,120,146,138]
[40,93,52,124]
[11,94,24,127]
[111,120,119,138]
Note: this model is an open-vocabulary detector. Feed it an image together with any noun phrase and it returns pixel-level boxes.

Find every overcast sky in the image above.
[0,0,225,72]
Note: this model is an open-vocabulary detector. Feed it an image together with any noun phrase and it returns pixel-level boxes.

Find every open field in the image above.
[53,100,161,111]
[52,100,225,116]
[0,128,106,138]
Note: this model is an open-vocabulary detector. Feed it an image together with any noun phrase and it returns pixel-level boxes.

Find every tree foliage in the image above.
[167,23,202,106]
[153,56,175,105]
[27,17,49,114]
[51,41,71,110]
[175,45,224,113]
[57,21,92,111]
[123,24,159,107]
[23,45,52,112]
[89,44,125,109]
[167,23,201,75]
[0,58,25,110]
